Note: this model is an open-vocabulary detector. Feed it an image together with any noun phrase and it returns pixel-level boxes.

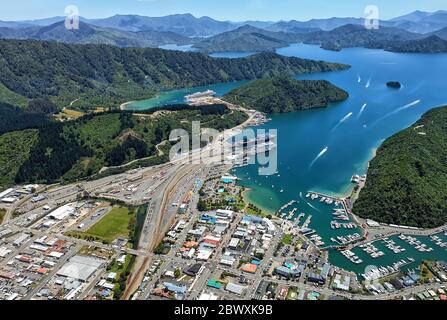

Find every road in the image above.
[122,163,202,299]
[25,243,83,299]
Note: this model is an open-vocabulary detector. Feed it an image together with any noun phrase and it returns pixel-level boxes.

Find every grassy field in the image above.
[87,206,135,242]
[54,108,85,121]
[68,206,136,243]
[282,234,293,245]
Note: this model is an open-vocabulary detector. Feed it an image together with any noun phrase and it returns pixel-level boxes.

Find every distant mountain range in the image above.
[87,13,235,37]
[431,26,447,40]
[0,14,236,37]
[194,24,446,53]
[390,10,447,34]
[265,11,447,34]
[0,21,193,47]
[2,10,447,36]
[267,17,369,32]
[0,10,446,52]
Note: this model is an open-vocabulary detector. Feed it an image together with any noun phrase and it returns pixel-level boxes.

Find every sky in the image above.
[0,0,446,22]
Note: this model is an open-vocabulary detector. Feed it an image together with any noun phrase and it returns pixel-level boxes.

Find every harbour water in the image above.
[329,234,447,275]
[126,43,447,274]
[235,44,447,212]
[232,44,447,274]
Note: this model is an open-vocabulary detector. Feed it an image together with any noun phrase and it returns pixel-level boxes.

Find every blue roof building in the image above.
[163,282,187,295]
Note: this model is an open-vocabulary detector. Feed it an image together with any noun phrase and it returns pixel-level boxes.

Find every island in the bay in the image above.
[386,81,402,89]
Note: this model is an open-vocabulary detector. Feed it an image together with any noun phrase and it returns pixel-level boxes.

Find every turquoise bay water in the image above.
[124,81,248,111]
[125,48,256,110]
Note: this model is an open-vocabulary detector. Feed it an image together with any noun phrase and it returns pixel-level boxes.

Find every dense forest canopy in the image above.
[0,101,54,135]
[223,76,349,113]
[0,39,349,109]
[0,104,248,189]
[354,106,447,228]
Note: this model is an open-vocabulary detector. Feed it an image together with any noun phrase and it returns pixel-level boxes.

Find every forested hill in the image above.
[223,76,349,113]
[193,25,304,53]
[386,35,447,53]
[353,106,447,228]
[0,104,248,190]
[0,39,349,109]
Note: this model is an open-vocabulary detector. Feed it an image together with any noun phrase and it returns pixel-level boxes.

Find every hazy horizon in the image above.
[0,0,446,22]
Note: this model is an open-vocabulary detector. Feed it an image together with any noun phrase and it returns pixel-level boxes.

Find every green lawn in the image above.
[245,206,267,218]
[68,206,136,243]
[282,234,293,245]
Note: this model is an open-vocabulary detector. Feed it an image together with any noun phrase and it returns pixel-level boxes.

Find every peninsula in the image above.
[223,76,349,113]
[354,106,447,228]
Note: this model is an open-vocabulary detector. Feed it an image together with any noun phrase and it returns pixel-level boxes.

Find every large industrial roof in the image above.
[57,255,104,282]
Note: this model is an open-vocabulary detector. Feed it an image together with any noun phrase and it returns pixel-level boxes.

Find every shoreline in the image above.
[120,101,136,111]
[240,187,276,216]
[235,146,447,242]
[233,138,382,218]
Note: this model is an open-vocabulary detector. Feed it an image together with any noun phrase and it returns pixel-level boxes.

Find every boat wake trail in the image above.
[299,192,320,211]
[357,103,367,119]
[309,147,328,169]
[331,112,353,132]
[371,99,421,127]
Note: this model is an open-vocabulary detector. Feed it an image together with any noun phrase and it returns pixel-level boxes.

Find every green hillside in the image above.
[0,130,39,190]
[223,76,348,113]
[0,104,247,188]
[0,39,349,110]
[193,25,304,53]
[354,106,447,228]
